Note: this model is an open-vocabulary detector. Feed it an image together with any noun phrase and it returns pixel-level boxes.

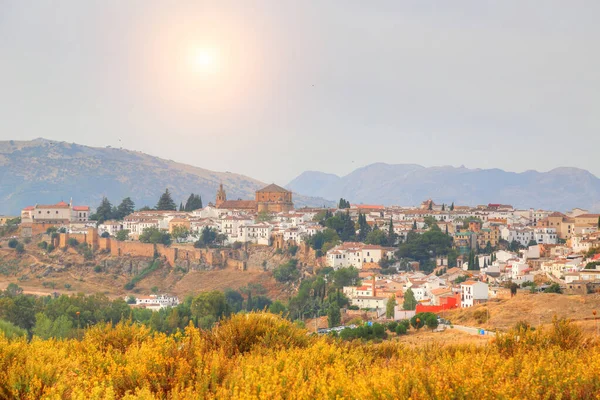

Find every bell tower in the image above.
[216,184,226,208]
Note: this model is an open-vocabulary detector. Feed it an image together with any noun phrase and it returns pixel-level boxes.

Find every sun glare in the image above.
[193,48,218,73]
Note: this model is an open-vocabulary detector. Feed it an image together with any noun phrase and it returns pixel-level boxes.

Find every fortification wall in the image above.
[110,240,155,258]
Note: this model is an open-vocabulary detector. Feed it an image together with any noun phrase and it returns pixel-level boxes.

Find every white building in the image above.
[238,223,272,245]
[21,200,90,224]
[98,220,123,236]
[460,281,489,308]
[326,242,393,270]
[128,294,180,311]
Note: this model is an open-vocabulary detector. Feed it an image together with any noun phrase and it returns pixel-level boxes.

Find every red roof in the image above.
[593,254,600,261]
[72,206,89,211]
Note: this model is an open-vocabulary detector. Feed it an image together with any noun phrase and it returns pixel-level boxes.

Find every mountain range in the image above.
[0,139,333,215]
[286,163,600,212]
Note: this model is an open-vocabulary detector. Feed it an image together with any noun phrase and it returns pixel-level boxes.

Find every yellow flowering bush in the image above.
[0,313,599,399]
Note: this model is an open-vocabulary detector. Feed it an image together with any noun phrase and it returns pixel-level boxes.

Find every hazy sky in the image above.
[1,1,599,184]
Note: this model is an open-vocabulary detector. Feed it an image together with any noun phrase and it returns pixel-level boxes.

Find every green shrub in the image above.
[94,265,102,273]
[15,243,25,255]
[37,241,48,250]
[8,239,18,249]
[67,238,79,247]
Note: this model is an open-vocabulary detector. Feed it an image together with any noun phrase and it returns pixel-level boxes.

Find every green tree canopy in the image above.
[184,194,203,211]
[116,197,135,219]
[386,295,396,319]
[403,288,417,311]
[156,188,177,211]
[92,197,114,223]
[139,227,172,245]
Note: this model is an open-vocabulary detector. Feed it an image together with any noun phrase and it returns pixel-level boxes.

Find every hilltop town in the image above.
[1,182,600,331]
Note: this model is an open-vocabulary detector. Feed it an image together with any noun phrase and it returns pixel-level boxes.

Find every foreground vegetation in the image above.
[0,313,598,399]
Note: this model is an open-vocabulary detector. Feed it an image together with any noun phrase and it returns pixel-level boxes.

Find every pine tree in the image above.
[116,197,135,220]
[93,197,114,223]
[156,189,177,211]
[179,202,184,212]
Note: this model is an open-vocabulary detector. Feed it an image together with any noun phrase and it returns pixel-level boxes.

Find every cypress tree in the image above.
[450,202,455,211]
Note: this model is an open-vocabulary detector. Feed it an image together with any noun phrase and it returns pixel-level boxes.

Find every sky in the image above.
[1,1,599,184]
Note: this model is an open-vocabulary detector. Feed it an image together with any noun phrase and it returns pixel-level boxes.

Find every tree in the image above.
[474,255,480,270]
[327,303,341,328]
[115,197,135,219]
[4,283,23,297]
[8,239,18,248]
[190,291,229,328]
[412,221,417,230]
[428,201,433,211]
[386,295,396,319]
[171,225,190,243]
[195,227,218,247]
[527,239,538,247]
[598,216,600,230]
[139,227,172,245]
[338,198,350,209]
[156,189,177,211]
[331,267,359,289]
[441,204,445,211]
[450,202,455,211]
[545,283,562,294]
[510,282,519,297]
[356,213,371,242]
[339,211,356,242]
[184,193,203,211]
[387,218,397,246]
[15,243,25,255]
[273,259,300,283]
[425,314,439,331]
[115,229,130,241]
[365,228,387,246]
[269,300,287,315]
[403,288,417,310]
[179,202,184,212]
[92,197,114,223]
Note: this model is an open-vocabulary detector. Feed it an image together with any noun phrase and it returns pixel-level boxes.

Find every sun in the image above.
[192,48,218,73]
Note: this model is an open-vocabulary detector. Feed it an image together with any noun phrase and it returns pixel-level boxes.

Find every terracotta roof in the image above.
[576,214,600,219]
[216,200,257,210]
[72,206,89,211]
[256,184,290,193]
[461,280,481,286]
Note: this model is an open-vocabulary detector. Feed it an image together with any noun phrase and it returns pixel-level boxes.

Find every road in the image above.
[449,324,496,337]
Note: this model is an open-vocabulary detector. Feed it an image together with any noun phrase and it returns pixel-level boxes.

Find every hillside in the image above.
[0,235,296,300]
[0,139,333,214]
[287,163,600,211]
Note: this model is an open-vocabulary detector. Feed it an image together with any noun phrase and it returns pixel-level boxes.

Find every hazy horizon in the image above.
[2,1,599,183]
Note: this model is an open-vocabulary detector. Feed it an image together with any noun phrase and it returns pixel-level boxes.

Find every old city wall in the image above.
[55,228,290,270]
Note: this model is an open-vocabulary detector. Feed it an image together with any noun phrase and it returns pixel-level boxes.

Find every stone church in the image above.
[215,183,293,213]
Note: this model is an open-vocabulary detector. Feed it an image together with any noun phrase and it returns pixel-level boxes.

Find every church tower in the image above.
[215,184,226,208]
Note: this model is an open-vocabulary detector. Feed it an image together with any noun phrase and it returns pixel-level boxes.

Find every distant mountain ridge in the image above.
[286,163,600,212]
[0,139,333,214]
